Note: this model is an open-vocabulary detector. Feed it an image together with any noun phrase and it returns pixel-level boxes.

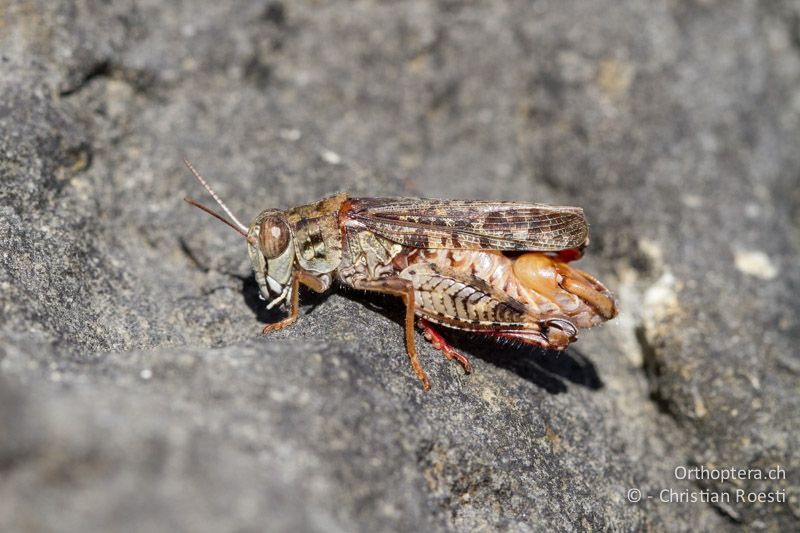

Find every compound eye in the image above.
[259,216,291,259]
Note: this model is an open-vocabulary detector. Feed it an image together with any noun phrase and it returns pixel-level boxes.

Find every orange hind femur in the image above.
[512,253,618,327]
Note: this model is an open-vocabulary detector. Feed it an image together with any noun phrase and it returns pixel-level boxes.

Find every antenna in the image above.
[183,158,249,233]
[183,159,257,246]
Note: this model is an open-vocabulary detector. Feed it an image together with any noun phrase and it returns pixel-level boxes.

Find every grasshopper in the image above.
[184,159,617,389]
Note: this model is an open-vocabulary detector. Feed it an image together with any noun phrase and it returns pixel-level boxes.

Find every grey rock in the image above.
[1,0,798,531]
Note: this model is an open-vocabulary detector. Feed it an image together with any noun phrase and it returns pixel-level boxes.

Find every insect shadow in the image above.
[458,337,603,394]
[336,289,604,394]
[236,274,602,394]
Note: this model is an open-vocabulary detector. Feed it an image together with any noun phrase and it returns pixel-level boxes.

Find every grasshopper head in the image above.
[247,210,295,309]
[182,158,295,310]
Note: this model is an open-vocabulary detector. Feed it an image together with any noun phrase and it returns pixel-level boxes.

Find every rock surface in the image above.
[1,1,798,531]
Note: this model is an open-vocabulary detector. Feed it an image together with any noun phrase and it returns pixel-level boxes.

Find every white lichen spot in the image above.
[557,50,594,84]
[481,386,498,407]
[279,128,302,141]
[181,24,196,37]
[268,389,287,402]
[320,149,341,165]
[596,58,635,100]
[744,203,761,219]
[734,249,778,280]
[644,271,677,310]
[140,368,153,380]
[638,238,663,265]
[681,194,703,208]
[691,387,708,419]
[698,131,719,153]
[379,502,401,518]
[642,271,680,339]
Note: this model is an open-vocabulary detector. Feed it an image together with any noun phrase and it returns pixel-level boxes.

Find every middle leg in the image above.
[351,277,431,390]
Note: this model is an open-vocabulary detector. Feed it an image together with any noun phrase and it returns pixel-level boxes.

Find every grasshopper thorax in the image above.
[248,209,295,309]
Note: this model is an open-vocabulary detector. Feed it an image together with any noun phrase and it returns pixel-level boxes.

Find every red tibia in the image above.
[418,319,472,374]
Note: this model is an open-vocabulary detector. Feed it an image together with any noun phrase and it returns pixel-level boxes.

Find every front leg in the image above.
[351,277,431,391]
[262,271,328,335]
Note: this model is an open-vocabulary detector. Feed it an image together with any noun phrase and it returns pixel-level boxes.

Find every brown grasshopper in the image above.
[183,159,617,390]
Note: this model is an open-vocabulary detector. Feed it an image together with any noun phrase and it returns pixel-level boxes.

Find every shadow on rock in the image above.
[443,334,603,394]
[337,288,603,394]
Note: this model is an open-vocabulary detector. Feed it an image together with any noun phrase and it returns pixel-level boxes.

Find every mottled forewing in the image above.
[348,197,588,251]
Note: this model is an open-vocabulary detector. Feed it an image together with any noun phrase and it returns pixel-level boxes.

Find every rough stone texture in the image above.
[1,1,799,531]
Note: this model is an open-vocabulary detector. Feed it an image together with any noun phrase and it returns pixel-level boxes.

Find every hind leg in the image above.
[482,327,567,350]
[418,319,472,374]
